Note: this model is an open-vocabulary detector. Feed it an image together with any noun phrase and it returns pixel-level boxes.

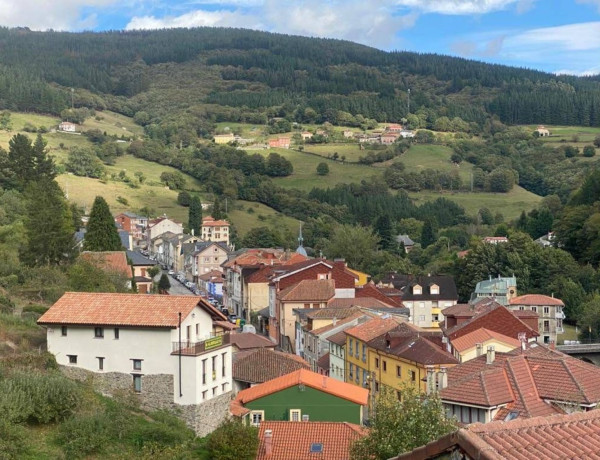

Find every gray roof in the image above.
[396,234,415,246]
[192,241,230,256]
[119,230,131,250]
[122,211,146,219]
[126,250,157,266]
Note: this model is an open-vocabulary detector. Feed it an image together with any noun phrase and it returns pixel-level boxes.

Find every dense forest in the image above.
[1,27,600,128]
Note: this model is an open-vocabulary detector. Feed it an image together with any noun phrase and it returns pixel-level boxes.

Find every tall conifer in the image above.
[84,196,122,251]
[188,195,203,236]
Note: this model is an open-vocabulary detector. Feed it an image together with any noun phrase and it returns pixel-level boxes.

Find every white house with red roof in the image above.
[38,292,233,419]
[508,294,565,345]
[201,216,230,245]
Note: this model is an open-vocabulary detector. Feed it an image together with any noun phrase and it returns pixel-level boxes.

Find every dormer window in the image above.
[430,284,439,295]
[413,284,422,295]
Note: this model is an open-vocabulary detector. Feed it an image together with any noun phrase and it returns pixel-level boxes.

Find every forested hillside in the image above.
[1,27,600,127]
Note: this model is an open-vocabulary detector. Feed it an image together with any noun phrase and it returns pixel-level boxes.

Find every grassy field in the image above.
[228,200,300,235]
[408,185,542,220]
[525,125,600,144]
[304,143,366,163]
[262,148,382,191]
[398,144,473,182]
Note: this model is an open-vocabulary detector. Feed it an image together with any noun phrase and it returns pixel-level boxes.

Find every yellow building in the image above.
[347,268,371,287]
[345,317,400,388]
[449,328,521,363]
[214,133,235,144]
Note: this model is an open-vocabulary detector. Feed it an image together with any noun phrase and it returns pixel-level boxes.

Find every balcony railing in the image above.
[172,333,230,356]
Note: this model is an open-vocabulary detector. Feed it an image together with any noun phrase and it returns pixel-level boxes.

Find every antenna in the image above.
[407,88,411,114]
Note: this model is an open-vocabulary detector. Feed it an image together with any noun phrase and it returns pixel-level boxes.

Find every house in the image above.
[347,268,370,286]
[58,121,76,132]
[229,331,276,352]
[201,216,230,245]
[233,348,309,392]
[80,251,132,288]
[126,250,158,294]
[256,421,366,460]
[483,236,508,245]
[437,343,600,425]
[276,279,336,352]
[354,283,404,308]
[328,330,348,382]
[231,369,369,425]
[442,299,539,349]
[38,292,231,435]
[344,317,401,390]
[535,125,550,137]
[316,353,330,375]
[342,130,354,138]
[115,212,148,244]
[449,328,521,363]
[214,133,235,144]
[380,133,399,145]
[399,130,415,138]
[534,231,556,248]
[395,234,415,253]
[470,275,518,306]
[379,274,458,329]
[301,131,313,141]
[185,241,230,280]
[268,137,291,149]
[392,410,600,460]
[147,217,183,249]
[366,322,458,395]
[165,234,199,272]
[118,230,133,250]
[198,270,225,298]
[386,123,403,133]
[508,294,565,345]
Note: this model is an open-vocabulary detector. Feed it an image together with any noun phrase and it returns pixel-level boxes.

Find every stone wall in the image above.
[59,365,232,436]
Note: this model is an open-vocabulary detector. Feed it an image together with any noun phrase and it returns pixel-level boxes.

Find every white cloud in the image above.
[394,0,522,15]
[126,8,263,30]
[0,0,117,30]
[511,22,600,51]
[577,0,600,12]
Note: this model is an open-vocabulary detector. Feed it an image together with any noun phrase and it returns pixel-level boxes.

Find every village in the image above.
[34,206,600,460]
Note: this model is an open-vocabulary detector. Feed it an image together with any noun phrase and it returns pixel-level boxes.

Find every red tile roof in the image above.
[441,344,600,418]
[316,352,330,371]
[38,292,208,328]
[81,251,131,278]
[451,328,521,353]
[256,421,366,460]
[234,368,369,406]
[278,279,335,302]
[327,330,347,346]
[510,294,564,306]
[233,348,309,384]
[201,216,229,227]
[197,269,224,282]
[344,317,400,342]
[310,312,370,336]
[229,332,276,350]
[393,410,600,460]
[355,283,403,307]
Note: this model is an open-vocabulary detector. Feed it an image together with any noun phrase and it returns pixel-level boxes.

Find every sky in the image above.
[3,0,600,75]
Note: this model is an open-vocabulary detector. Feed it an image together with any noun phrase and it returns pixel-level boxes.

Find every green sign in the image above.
[205,336,223,351]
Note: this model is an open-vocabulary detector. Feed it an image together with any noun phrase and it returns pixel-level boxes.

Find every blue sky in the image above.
[4,0,600,75]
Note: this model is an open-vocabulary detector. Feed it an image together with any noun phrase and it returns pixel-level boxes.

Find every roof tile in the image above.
[233,348,309,384]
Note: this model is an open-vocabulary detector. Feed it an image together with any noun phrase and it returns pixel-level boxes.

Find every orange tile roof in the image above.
[256,421,366,460]
[278,279,335,302]
[393,410,600,460]
[81,251,131,278]
[234,368,369,406]
[510,294,564,306]
[38,292,210,328]
[451,328,521,353]
[202,216,229,227]
[230,332,276,350]
[344,317,400,342]
[233,348,309,384]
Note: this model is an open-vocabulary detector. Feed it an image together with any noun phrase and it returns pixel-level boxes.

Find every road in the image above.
[166,273,196,296]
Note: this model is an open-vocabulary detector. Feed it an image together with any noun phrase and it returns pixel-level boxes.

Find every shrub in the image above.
[116,196,129,206]
[583,145,596,157]
[177,191,191,206]
[205,418,258,460]
[129,410,194,449]
[316,162,329,176]
[0,420,28,459]
[56,413,111,458]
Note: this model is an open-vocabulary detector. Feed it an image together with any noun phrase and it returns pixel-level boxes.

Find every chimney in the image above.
[264,429,273,457]
[550,340,555,350]
[426,366,435,395]
[438,367,448,390]
[486,346,495,364]
[322,375,327,388]
[476,343,483,357]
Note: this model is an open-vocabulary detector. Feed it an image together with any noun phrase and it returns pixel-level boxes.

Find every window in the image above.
[114,328,120,339]
[410,370,416,382]
[349,339,353,356]
[544,306,550,315]
[132,359,142,371]
[383,361,387,372]
[413,285,422,295]
[94,327,104,338]
[97,357,104,371]
[375,381,379,392]
[396,365,401,377]
[375,358,379,369]
[419,302,425,309]
[362,344,366,362]
[68,355,77,364]
[133,375,142,393]
[212,387,217,396]
[432,314,439,322]
[430,285,439,295]
[531,306,537,313]
[349,363,354,379]
[355,341,359,357]
[212,356,217,380]
[397,390,402,401]
[543,320,550,333]
[61,326,67,336]
[202,359,207,384]
[222,383,228,392]
[222,352,227,377]
[195,324,199,336]
[363,369,368,385]
[202,390,207,400]
[419,315,426,322]
[186,325,191,340]
[289,409,301,422]
[250,410,264,426]
[312,303,319,308]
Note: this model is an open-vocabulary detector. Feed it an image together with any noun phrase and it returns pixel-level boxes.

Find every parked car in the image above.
[168,270,175,275]
[228,314,238,324]
[220,308,230,317]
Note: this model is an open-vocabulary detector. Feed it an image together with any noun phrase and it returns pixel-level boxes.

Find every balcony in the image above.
[172,333,230,356]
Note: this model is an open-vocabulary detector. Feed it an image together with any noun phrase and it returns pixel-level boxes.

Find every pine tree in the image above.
[374,214,393,250]
[188,195,203,236]
[421,218,437,249]
[22,178,75,266]
[158,274,171,293]
[84,196,123,251]
[6,133,55,191]
[212,196,225,220]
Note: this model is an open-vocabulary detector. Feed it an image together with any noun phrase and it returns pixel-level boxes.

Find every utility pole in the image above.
[407,88,411,115]
[70,88,74,109]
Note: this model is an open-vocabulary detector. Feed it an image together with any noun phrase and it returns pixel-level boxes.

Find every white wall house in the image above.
[38,292,232,406]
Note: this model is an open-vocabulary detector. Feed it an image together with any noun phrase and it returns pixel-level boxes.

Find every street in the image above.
[165,273,196,296]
